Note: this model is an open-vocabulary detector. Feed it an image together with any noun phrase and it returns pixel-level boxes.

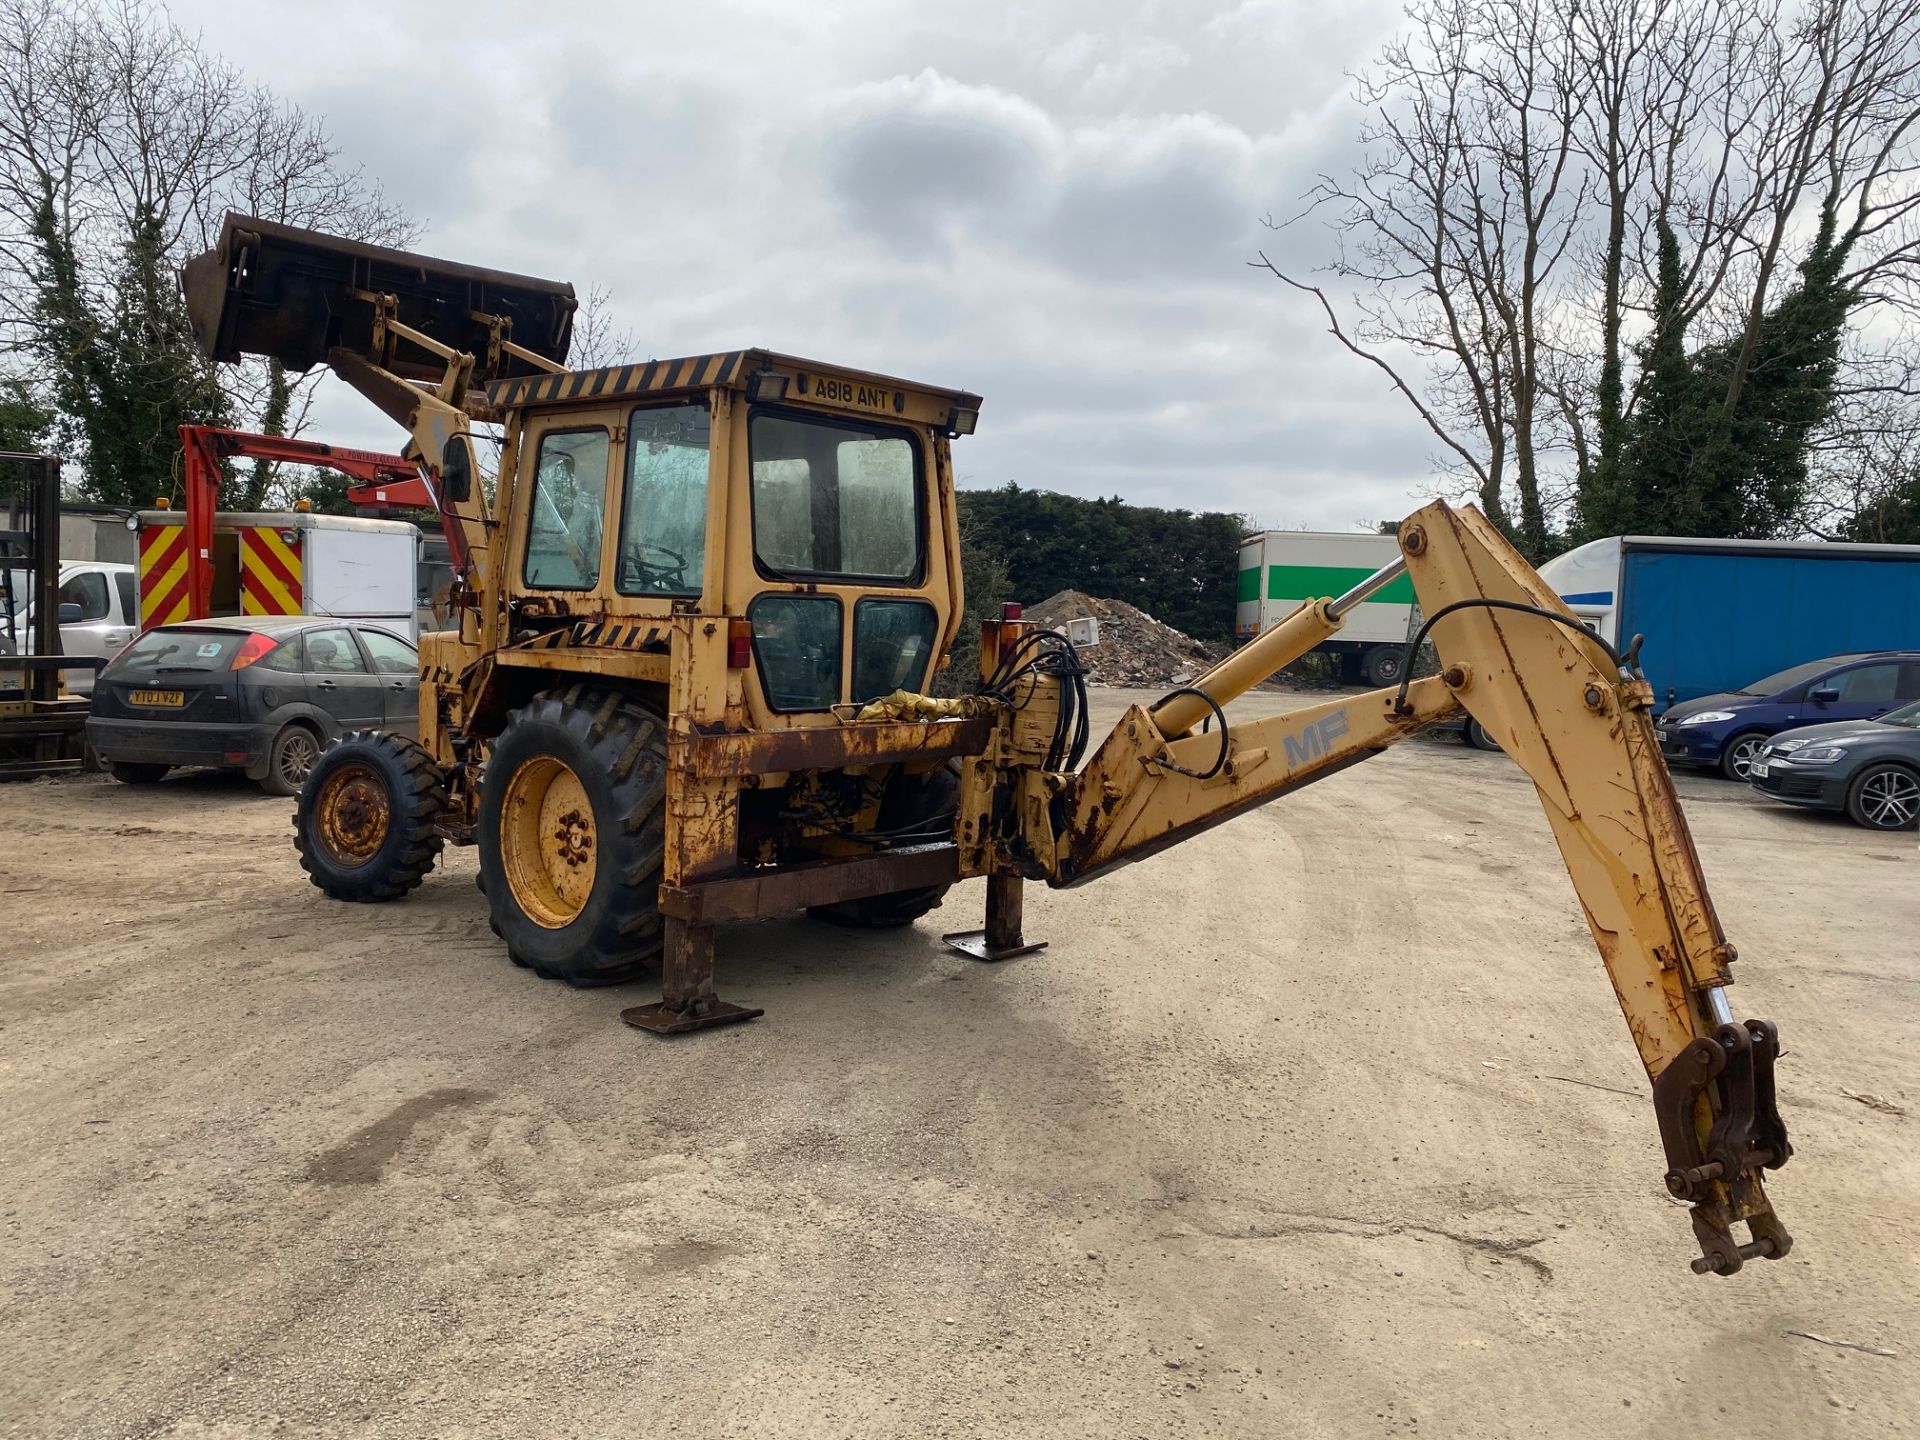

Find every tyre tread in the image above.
[293,730,446,902]
[478,688,668,987]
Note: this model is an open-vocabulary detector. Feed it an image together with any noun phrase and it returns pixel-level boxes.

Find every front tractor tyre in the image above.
[478,686,667,987]
[294,731,447,901]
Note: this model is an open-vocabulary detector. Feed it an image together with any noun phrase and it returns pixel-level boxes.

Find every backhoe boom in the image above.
[961,500,1791,1276]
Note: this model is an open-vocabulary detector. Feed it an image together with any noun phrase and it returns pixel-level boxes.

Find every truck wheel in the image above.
[478,686,666,987]
[1462,719,1502,752]
[259,722,321,797]
[110,762,169,785]
[1719,731,1768,782]
[1362,645,1405,687]
[808,763,960,929]
[294,731,446,901]
[1846,762,1920,830]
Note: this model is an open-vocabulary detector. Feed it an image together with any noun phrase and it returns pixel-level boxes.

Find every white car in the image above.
[1,561,138,695]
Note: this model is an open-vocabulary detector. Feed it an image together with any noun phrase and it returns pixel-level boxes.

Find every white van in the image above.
[0,561,139,695]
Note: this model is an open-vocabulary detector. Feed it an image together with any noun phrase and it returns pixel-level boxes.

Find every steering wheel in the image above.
[620,542,689,593]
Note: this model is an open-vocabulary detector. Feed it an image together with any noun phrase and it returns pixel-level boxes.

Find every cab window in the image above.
[852,599,938,702]
[749,594,842,711]
[618,404,709,596]
[749,411,921,580]
[524,428,609,590]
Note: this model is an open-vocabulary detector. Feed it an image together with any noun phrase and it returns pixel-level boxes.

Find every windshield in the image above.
[1737,657,1857,695]
[749,411,922,580]
[105,628,247,677]
[1881,699,1920,729]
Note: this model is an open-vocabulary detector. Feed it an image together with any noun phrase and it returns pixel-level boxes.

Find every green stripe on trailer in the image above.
[1267,563,1415,606]
[1236,567,1260,603]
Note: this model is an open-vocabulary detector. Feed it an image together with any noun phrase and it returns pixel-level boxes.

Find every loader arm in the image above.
[972,500,1790,1276]
[180,212,579,605]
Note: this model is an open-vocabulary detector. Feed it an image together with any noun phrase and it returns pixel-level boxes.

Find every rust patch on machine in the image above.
[690,717,992,777]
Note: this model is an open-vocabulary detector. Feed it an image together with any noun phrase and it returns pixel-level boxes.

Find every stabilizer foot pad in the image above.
[942,930,1048,963]
[620,999,764,1035]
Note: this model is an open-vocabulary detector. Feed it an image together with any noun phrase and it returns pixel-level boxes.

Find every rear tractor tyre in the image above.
[808,763,960,929]
[294,731,447,901]
[478,686,667,987]
[110,762,169,785]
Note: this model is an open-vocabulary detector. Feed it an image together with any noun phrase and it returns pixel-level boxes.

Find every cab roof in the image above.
[485,348,982,432]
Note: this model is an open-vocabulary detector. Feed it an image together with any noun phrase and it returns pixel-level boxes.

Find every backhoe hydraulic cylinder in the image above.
[1326,555,1408,619]
[1148,552,1408,740]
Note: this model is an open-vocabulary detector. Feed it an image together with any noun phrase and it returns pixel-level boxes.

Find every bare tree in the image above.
[1266,0,1920,548]
[567,284,639,372]
[0,0,414,503]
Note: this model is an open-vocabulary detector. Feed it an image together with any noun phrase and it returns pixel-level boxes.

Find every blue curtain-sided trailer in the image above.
[1539,535,1920,708]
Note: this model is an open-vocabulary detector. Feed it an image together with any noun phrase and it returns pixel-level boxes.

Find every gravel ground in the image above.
[2,686,1916,1439]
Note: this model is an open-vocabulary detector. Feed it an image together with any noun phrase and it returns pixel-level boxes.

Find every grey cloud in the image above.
[809,69,1337,281]
[163,0,1444,533]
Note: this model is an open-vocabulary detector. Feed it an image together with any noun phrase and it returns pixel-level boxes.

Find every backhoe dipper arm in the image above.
[996,500,1791,1276]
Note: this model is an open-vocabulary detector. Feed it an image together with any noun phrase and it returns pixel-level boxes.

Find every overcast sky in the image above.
[165,0,1430,531]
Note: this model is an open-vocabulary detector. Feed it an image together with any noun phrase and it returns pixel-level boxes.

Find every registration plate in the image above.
[1750,762,1769,779]
[129,689,184,707]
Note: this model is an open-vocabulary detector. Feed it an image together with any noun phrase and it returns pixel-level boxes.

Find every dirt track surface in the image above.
[3,687,1916,1439]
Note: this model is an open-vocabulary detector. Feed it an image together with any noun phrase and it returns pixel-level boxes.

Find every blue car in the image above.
[1656,650,1920,780]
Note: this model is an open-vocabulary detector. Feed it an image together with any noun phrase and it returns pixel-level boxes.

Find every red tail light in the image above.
[727,619,753,669]
[230,632,280,670]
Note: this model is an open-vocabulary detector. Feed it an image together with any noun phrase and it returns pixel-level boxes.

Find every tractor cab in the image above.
[481,351,980,734]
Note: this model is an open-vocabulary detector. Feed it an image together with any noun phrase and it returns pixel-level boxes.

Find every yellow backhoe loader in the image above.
[181,216,1792,1277]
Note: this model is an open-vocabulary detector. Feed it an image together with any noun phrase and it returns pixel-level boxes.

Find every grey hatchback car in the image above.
[1746,699,1920,830]
[87,616,418,795]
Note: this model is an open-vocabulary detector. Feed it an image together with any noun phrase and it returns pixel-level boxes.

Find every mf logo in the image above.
[1283,709,1351,769]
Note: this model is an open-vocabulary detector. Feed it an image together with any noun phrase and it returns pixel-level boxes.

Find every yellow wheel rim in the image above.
[500,754,597,929]
[313,761,389,869]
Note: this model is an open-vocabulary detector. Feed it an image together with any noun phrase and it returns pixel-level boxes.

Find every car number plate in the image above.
[129,689,184,707]
[1750,762,1769,779]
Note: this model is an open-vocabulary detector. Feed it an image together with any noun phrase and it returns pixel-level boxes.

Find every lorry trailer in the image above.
[1235,529,1414,685]
[1539,535,1920,708]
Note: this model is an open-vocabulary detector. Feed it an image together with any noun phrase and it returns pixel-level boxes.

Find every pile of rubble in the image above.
[1026,589,1229,687]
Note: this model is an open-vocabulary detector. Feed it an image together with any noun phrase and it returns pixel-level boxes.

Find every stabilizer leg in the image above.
[943,874,1048,962]
[621,916,763,1035]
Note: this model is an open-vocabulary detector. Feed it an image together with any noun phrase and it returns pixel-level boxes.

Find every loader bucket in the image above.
[181,213,576,382]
